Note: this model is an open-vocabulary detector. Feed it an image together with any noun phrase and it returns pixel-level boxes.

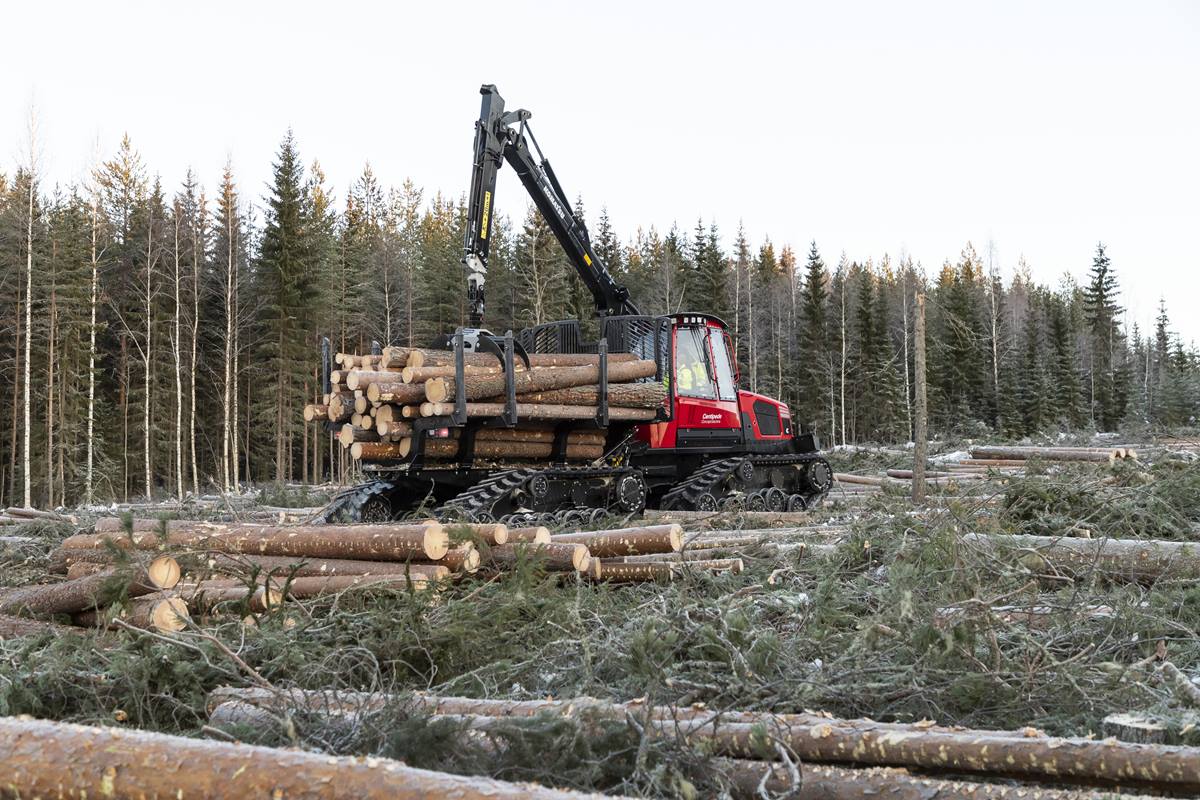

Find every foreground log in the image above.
[0,557,179,617]
[74,595,190,632]
[593,558,743,582]
[0,716,612,799]
[443,521,508,545]
[424,359,658,403]
[506,526,552,544]
[962,532,1200,583]
[64,521,450,562]
[282,573,437,599]
[190,552,454,581]
[715,759,1155,800]
[487,542,590,572]
[420,401,656,422]
[0,613,82,638]
[552,524,682,557]
[339,423,380,448]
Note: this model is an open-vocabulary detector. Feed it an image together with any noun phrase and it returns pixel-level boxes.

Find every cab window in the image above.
[675,326,716,399]
[708,329,737,401]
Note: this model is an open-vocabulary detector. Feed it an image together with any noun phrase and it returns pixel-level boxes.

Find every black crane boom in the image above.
[462,84,639,328]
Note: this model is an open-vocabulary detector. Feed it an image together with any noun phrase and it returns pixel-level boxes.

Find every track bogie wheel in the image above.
[735,460,755,483]
[616,473,648,514]
[694,492,718,512]
[806,460,833,493]
[358,496,394,523]
[747,491,767,511]
[787,494,809,512]
[529,473,550,500]
[765,487,787,511]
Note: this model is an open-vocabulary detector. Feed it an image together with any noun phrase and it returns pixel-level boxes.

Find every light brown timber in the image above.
[424,359,657,403]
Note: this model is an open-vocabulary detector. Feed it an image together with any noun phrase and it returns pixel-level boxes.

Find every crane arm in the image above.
[461,84,639,327]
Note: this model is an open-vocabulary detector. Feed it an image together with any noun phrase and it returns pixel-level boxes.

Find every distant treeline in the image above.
[0,132,1195,506]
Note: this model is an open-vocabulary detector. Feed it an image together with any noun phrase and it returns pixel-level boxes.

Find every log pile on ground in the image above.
[17,519,746,634]
[207,687,1196,796]
[304,347,665,466]
[969,444,1138,464]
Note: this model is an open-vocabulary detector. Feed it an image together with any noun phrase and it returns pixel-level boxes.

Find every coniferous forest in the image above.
[1,131,1196,507]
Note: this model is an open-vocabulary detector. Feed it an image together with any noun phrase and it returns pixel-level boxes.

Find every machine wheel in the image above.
[805,460,833,493]
[747,491,767,511]
[735,460,755,483]
[694,492,718,512]
[786,493,809,512]
[358,495,394,523]
[616,473,648,514]
[765,487,787,512]
[529,473,550,500]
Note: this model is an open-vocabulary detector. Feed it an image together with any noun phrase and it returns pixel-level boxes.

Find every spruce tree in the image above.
[1082,243,1125,429]
[796,241,829,434]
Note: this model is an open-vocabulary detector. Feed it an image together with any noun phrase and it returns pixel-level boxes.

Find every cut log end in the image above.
[147,556,181,590]
[152,597,190,632]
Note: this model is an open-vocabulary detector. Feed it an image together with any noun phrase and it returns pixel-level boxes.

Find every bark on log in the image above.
[594,558,743,580]
[552,525,682,557]
[640,509,814,528]
[351,441,407,460]
[0,613,82,638]
[508,383,667,409]
[0,557,179,617]
[379,346,413,369]
[970,446,1118,463]
[188,552,453,581]
[339,423,380,448]
[354,395,371,415]
[959,458,1030,467]
[282,573,434,598]
[487,542,590,572]
[407,348,639,369]
[303,404,328,422]
[506,526,551,544]
[420,439,604,461]
[5,506,74,523]
[421,401,655,422]
[414,543,479,573]
[425,360,657,403]
[63,521,450,562]
[326,391,355,423]
[0,716,611,799]
[73,595,191,632]
[402,365,500,383]
[346,370,412,391]
[365,381,428,405]
[444,522,509,545]
[444,427,607,445]
[716,759,1152,800]
[962,532,1200,583]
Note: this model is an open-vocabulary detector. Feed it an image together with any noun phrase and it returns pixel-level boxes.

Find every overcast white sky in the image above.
[4,0,1198,342]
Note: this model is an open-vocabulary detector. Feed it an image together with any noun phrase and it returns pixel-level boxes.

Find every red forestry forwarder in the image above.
[317,85,832,524]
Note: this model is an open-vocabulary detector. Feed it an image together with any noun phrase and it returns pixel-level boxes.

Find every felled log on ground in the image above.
[552,524,682,557]
[442,521,508,545]
[63,521,450,562]
[715,759,1158,800]
[0,556,180,617]
[4,506,74,523]
[185,552,456,581]
[593,558,743,581]
[505,526,551,544]
[419,401,656,422]
[282,573,441,599]
[0,613,82,638]
[958,458,1030,467]
[73,595,190,632]
[962,532,1200,583]
[970,446,1119,463]
[424,359,658,404]
[0,716,611,800]
[487,542,590,572]
[640,509,813,528]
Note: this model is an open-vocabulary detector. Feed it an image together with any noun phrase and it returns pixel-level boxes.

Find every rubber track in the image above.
[310,479,395,524]
[660,453,831,511]
[435,468,539,522]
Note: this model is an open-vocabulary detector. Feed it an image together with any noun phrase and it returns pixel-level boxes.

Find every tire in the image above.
[747,491,767,512]
[786,494,808,512]
[694,492,718,512]
[735,460,755,483]
[765,487,787,512]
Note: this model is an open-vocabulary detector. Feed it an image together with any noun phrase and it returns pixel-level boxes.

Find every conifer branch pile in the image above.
[304,347,665,466]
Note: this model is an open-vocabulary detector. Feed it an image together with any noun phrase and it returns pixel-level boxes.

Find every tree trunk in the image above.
[65,521,450,562]
[592,558,741,581]
[73,594,190,632]
[552,525,682,557]
[912,291,928,503]
[0,717,605,799]
[172,208,185,499]
[424,360,657,403]
[970,446,1118,463]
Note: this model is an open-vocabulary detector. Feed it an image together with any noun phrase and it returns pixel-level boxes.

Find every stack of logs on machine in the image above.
[1,519,742,637]
[303,346,665,464]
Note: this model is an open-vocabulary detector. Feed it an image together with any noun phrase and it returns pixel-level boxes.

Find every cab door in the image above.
[672,322,741,450]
